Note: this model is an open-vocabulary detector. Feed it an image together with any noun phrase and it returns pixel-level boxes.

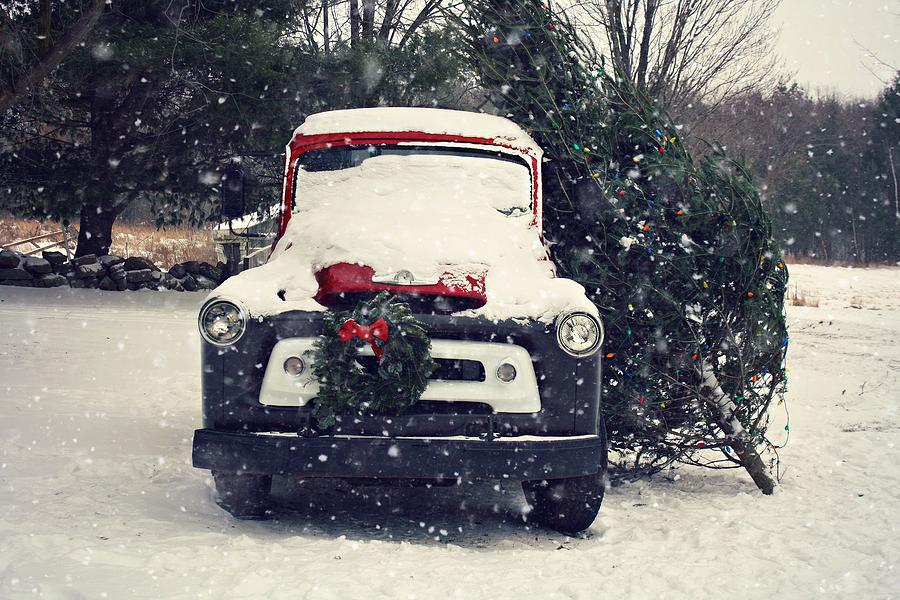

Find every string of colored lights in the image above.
[445,0,791,486]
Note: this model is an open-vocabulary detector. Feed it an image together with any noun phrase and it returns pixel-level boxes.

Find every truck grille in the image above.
[355,356,485,382]
[431,358,485,381]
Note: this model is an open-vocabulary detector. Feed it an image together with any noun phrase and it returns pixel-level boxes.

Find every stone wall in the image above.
[0,249,227,291]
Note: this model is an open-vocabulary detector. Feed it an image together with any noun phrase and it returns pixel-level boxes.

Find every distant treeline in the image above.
[685,78,900,264]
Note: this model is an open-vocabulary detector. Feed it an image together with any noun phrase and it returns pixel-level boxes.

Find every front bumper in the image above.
[192,429,606,481]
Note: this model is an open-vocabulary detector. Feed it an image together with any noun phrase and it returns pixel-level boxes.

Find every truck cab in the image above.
[191,107,608,533]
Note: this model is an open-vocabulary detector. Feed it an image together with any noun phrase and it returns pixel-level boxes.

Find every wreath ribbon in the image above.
[338,318,389,360]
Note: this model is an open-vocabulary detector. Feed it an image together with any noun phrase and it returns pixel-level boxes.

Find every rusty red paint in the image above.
[312,263,487,308]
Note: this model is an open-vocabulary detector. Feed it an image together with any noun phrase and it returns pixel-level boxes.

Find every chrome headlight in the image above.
[199,300,246,346]
[556,311,603,357]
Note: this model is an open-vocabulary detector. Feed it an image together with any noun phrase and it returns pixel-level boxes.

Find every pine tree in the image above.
[1,1,302,256]
[450,0,788,492]
[865,73,900,259]
[0,1,465,256]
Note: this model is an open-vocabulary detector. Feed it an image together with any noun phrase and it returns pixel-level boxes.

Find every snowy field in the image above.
[1,263,898,599]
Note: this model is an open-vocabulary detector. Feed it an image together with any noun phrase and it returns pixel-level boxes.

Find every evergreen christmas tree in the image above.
[450,0,789,492]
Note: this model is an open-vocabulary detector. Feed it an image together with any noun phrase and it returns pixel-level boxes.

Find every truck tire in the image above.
[522,471,606,534]
[212,472,272,519]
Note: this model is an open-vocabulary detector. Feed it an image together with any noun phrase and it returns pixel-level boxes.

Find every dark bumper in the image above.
[192,429,606,481]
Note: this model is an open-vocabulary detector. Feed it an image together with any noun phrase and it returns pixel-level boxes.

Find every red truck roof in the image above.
[291,107,542,156]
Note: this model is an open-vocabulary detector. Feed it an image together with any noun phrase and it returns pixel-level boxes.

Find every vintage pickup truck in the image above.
[191,107,608,533]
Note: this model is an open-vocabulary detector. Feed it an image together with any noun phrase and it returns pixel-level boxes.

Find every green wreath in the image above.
[310,292,437,428]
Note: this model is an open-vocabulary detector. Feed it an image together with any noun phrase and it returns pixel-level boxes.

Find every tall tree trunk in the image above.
[379,0,400,41]
[40,0,52,53]
[604,0,631,78]
[635,0,658,90]
[349,0,360,45]
[699,362,776,495]
[362,0,375,41]
[322,0,330,53]
[75,204,117,257]
[889,147,899,219]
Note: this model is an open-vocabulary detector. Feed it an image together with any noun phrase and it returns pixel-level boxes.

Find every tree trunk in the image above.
[604,0,631,78]
[40,0,51,54]
[362,0,375,41]
[699,361,776,495]
[635,0,658,90]
[378,0,400,41]
[889,147,899,219]
[322,0,329,53]
[349,0,360,45]
[75,204,117,257]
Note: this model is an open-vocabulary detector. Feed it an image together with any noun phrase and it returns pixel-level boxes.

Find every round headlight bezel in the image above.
[198,299,247,347]
[555,311,604,358]
[284,356,306,377]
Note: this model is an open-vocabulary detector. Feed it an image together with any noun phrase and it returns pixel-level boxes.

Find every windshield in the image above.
[292,145,532,218]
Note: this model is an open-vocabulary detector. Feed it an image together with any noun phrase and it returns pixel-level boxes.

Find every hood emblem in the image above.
[371,270,439,286]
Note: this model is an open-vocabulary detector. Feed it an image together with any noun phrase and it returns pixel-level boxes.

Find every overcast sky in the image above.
[775,0,899,98]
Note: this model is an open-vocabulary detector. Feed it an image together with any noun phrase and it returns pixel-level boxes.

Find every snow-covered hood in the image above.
[211,154,596,324]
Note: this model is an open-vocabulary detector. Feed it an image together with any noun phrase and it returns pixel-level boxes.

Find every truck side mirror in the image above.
[221,165,246,219]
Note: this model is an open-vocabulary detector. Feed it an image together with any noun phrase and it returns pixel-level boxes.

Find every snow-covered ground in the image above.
[1,264,898,599]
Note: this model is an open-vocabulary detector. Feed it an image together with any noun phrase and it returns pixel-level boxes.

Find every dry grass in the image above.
[0,217,58,244]
[0,217,216,268]
[111,224,217,268]
[788,284,820,308]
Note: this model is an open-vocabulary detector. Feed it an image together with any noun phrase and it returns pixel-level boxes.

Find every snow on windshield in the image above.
[213,154,596,323]
[295,152,532,217]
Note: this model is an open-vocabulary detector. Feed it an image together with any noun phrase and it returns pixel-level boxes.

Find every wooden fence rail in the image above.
[1,225,78,260]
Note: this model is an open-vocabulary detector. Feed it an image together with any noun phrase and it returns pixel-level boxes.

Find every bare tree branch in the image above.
[568,0,781,110]
[0,0,107,115]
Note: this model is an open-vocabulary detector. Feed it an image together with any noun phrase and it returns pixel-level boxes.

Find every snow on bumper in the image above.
[259,338,540,412]
[192,430,606,481]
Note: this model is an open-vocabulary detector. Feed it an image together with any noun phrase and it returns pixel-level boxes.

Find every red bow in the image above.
[338,318,390,360]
